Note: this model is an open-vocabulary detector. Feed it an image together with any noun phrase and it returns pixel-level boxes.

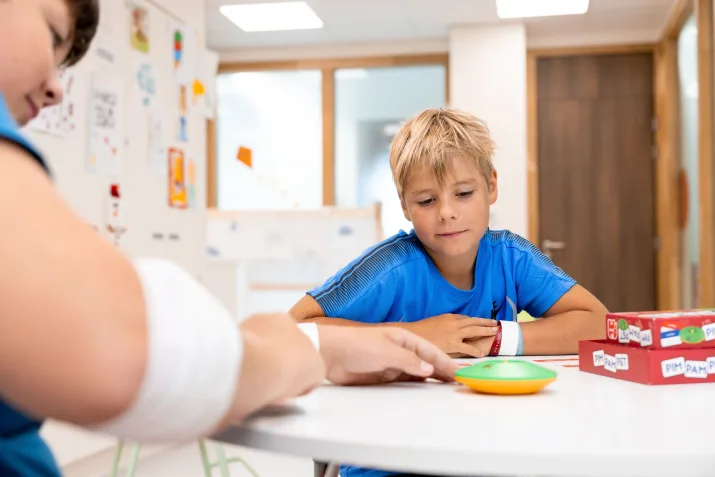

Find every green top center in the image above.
[455,360,558,381]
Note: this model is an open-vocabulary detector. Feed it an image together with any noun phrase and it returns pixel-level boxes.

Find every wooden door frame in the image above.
[656,0,715,309]
[207,53,450,208]
[696,0,715,307]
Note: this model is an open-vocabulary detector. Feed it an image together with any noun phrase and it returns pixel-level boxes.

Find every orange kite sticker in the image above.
[237,146,252,168]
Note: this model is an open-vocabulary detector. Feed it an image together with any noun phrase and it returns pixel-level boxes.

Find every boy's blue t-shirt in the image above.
[308,228,576,477]
[0,94,61,477]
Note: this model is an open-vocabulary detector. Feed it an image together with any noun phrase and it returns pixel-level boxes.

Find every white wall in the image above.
[29,0,209,467]
[449,24,528,237]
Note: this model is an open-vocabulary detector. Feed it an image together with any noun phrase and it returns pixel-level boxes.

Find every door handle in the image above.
[541,239,566,259]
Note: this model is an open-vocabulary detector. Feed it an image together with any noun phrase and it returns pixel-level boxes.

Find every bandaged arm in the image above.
[0,142,322,442]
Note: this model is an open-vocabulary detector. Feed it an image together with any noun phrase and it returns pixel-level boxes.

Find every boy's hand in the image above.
[463,335,497,358]
[405,314,498,358]
[318,326,459,385]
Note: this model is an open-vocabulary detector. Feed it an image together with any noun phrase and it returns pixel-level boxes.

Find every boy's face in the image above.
[401,156,498,259]
[0,0,72,125]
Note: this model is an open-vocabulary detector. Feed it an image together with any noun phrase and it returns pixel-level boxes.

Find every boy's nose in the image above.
[438,200,458,221]
[43,70,65,108]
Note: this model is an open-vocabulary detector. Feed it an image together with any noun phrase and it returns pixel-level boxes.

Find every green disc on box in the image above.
[680,326,705,344]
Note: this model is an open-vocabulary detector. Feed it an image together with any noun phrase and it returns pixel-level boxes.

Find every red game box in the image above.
[604,309,715,350]
[579,340,715,385]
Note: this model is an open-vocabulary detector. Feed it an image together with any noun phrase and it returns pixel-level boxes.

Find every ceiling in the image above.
[206,0,677,51]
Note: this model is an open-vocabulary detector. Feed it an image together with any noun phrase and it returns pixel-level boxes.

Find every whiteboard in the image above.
[206,204,384,286]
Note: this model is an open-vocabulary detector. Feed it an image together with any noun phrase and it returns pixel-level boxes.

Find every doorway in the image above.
[534,51,656,313]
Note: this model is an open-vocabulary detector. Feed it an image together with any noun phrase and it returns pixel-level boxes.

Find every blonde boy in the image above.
[292,108,606,476]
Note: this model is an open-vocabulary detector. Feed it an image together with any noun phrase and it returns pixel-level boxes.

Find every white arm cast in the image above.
[90,258,242,443]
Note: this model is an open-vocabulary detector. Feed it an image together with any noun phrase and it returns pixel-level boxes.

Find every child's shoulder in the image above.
[481,228,574,282]
[310,230,427,306]
[483,228,538,254]
[349,229,426,277]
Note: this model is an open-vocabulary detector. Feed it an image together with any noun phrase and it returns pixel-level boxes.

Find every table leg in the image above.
[313,461,328,477]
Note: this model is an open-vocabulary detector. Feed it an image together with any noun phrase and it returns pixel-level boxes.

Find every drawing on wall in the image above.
[137,63,156,106]
[173,28,183,70]
[106,183,127,246]
[187,158,196,208]
[177,84,188,142]
[194,49,219,118]
[94,0,117,67]
[27,69,78,136]
[192,79,205,105]
[171,23,196,86]
[149,113,166,174]
[237,146,252,168]
[130,4,150,53]
[87,73,123,176]
[168,147,187,208]
[59,70,78,135]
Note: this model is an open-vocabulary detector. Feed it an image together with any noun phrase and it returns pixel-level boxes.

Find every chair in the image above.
[110,439,260,477]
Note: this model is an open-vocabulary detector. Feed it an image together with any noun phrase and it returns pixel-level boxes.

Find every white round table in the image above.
[215,357,715,476]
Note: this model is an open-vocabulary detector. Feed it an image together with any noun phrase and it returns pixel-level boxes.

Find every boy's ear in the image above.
[488,170,498,205]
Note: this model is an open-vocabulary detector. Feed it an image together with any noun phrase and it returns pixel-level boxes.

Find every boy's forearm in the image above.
[521,309,606,355]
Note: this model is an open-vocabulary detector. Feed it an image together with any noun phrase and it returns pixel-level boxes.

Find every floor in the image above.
[63,442,316,477]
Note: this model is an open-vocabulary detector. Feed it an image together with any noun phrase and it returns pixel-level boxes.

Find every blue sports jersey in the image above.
[308,228,576,477]
[0,94,61,477]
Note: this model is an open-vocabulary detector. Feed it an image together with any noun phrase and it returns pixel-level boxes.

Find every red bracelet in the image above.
[488,321,503,356]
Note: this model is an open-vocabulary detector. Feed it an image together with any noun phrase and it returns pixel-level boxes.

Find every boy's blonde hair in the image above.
[389,108,495,196]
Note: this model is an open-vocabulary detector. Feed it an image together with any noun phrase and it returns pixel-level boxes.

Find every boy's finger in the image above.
[459,325,499,339]
[458,317,498,327]
[386,329,458,378]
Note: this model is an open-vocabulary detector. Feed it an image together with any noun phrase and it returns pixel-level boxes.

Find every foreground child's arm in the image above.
[0,140,326,435]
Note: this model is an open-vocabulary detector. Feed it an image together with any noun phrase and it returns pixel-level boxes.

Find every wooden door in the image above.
[537,53,655,312]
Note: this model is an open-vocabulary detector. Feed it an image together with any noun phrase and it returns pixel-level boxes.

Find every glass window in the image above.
[334,65,447,238]
[216,70,323,210]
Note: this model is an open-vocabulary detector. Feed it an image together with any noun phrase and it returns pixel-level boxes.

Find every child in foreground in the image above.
[292,107,607,477]
[0,3,459,477]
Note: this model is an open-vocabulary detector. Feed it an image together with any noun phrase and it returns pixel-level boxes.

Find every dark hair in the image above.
[63,0,100,66]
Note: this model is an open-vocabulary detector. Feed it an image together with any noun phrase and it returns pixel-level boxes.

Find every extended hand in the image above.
[405,314,498,358]
[317,326,460,386]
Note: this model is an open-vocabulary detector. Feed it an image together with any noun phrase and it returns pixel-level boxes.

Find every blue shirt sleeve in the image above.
[513,242,577,317]
[0,94,48,173]
[308,253,400,323]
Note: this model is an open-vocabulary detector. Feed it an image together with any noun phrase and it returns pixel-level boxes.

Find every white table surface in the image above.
[214,356,715,476]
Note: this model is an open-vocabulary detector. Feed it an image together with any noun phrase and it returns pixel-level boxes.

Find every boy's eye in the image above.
[457,190,474,198]
[417,198,434,206]
[51,28,64,48]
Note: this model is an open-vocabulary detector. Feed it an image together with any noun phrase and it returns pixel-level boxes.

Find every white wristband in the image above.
[298,323,320,352]
[498,321,521,356]
[90,258,241,443]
